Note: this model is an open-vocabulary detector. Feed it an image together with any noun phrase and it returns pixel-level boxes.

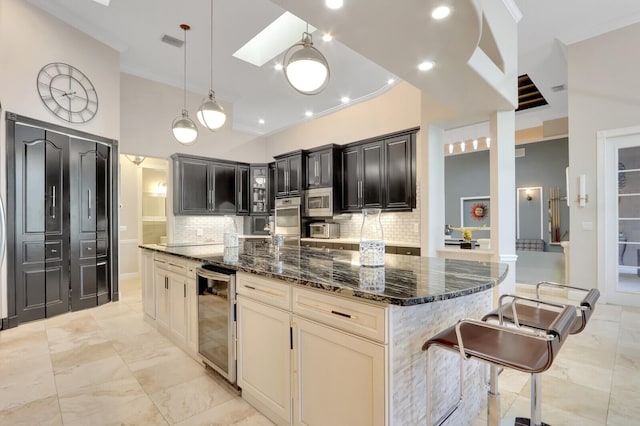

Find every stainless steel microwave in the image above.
[304,187,333,217]
[309,222,340,239]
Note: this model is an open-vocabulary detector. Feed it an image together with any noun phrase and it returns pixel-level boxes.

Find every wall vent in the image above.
[517,74,548,111]
[515,148,526,158]
[161,34,183,48]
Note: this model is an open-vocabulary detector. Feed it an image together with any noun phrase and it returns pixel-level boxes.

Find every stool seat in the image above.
[483,286,600,334]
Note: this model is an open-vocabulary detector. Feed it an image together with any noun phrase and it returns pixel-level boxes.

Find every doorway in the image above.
[599,125,640,306]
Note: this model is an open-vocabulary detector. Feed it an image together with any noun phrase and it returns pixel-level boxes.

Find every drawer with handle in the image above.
[154,254,187,274]
[292,287,387,343]
[237,272,291,310]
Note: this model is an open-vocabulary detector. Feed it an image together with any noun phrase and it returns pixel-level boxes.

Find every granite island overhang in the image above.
[140,241,508,424]
[140,241,508,306]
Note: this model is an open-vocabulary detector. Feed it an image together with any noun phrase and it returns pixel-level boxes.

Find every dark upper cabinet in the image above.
[339,128,417,213]
[384,134,413,210]
[268,162,276,214]
[173,154,238,215]
[274,151,303,197]
[305,145,338,189]
[250,165,268,215]
[340,141,384,212]
[236,164,250,215]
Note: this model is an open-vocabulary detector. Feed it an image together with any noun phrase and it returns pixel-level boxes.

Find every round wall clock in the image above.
[37,62,98,123]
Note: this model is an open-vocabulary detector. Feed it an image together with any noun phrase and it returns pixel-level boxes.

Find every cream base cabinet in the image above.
[155,266,171,331]
[292,316,386,426]
[169,273,188,342]
[237,295,291,426]
[141,249,155,320]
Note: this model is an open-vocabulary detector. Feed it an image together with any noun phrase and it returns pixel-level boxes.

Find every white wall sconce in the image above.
[577,174,588,207]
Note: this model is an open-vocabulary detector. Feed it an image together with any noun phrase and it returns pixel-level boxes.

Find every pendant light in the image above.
[171,24,198,145]
[197,0,226,130]
[283,24,330,95]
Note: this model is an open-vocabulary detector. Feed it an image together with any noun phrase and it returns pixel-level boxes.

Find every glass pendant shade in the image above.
[197,91,226,130]
[172,110,198,145]
[284,32,330,95]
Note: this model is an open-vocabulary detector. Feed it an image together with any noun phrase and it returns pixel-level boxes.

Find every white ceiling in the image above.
[26,0,640,137]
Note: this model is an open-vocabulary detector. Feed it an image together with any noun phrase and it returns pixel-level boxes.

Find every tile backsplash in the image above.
[173,215,244,244]
[331,210,419,244]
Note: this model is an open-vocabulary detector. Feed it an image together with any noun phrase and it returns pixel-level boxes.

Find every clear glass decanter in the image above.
[359,208,385,266]
[223,215,238,248]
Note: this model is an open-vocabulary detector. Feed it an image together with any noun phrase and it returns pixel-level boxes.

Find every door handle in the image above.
[88,189,92,219]
[165,276,168,289]
[184,283,186,298]
[51,185,56,219]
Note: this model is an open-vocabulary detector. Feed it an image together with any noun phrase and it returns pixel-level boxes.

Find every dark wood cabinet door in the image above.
[275,158,288,197]
[288,155,302,195]
[269,162,276,213]
[318,150,332,187]
[384,135,412,210]
[250,165,268,214]
[305,152,319,188]
[362,142,384,209]
[340,147,361,211]
[237,165,250,215]
[213,163,237,214]
[177,158,210,214]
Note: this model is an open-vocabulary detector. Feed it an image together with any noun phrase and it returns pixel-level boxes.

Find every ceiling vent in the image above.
[161,34,184,48]
[517,74,548,111]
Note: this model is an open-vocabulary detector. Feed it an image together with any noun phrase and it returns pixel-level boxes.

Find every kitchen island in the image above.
[140,241,508,425]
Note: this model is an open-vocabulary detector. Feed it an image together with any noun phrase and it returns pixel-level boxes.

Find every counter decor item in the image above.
[359,208,385,266]
[223,215,238,248]
[450,225,486,249]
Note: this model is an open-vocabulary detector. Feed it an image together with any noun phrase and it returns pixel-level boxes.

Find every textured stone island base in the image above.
[389,289,492,424]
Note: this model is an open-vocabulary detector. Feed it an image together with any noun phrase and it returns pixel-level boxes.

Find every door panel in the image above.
[180,159,210,213]
[213,163,236,213]
[362,142,384,208]
[385,136,411,210]
[341,148,360,211]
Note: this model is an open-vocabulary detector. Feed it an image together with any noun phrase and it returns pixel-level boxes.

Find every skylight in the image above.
[233,12,316,67]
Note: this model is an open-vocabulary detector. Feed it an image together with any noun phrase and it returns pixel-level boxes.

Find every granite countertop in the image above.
[141,241,508,306]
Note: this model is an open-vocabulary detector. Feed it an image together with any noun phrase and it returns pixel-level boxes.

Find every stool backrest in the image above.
[573,288,600,334]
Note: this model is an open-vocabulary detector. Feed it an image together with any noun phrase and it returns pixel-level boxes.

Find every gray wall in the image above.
[445,138,569,250]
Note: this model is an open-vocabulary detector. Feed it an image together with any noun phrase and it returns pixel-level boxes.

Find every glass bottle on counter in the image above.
[359,208,385,266]
[223,215,239,248]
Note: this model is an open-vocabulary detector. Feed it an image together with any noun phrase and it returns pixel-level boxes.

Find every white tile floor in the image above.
[1,278,638,425]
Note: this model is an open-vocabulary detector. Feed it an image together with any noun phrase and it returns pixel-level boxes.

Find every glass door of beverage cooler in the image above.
[250,166,268,214]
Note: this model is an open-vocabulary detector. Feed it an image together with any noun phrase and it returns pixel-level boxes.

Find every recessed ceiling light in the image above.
[387,78,395,85]
[418,61,435,71]
[258,119,265,124]
[322,33,333,42]
[325,0,343,10]
[341,96,350,104]
[274,63,283,71]
[431,5,451,20]
[305,111,313,117]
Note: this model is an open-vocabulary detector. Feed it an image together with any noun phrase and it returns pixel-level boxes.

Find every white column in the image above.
[489,110,517,302]
[420,125,446,257]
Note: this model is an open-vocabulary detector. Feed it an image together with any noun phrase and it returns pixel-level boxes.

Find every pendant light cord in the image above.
[210,0,214,91]
[183,26,187,111]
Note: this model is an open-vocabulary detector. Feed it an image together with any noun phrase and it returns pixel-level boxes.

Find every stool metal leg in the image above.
[530,373,542,426]
[425,346,464,426]
[487,365,501,426]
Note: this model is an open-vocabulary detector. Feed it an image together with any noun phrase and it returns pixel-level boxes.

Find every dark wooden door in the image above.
[70,140,110,311]
[318,150,332,187]
[177,158,210,214]
[362,142,384,209]
[14,124,70,322]
[268,162,276,214]
[384,135,412,210]
[306,152,319,188]
[275,158,288,197]
[340,147,361,212]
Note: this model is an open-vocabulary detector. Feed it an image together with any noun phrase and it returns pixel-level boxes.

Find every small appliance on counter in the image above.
[309,222,340,239]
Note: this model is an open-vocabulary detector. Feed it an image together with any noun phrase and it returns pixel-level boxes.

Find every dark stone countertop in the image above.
[140,241,508,306]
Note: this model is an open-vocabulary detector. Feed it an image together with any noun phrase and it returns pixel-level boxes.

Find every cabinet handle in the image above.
[331,310,352,319]
[314,161,319,184]
[358,181,362,203]
[165,276,168,289]
[238,191,242,210]
[242,284,282,298]
[50,186,56,219]
[51,249,57,253]
[88,189,92,219]
[184,283,186,298]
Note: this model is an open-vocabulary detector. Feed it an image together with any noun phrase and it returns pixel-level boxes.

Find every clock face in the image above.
[37,62,98,123]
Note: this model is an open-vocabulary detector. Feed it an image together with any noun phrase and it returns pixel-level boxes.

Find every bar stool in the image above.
[480,282,599,426]
[422,305,576,426]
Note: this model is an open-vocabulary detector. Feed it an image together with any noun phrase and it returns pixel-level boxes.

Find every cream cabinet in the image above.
[146,251,200,360]
[292,316,385,426]
[141,249,155,320]
[236,272,388,426]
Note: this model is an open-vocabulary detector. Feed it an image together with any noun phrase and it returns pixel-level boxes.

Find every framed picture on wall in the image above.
[460,196,490,229]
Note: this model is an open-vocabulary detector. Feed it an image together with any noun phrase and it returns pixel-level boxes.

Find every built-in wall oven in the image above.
[274,197,301,236]
[197,264,237,385]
